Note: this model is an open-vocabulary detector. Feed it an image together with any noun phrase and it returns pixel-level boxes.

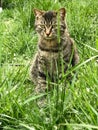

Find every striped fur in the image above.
[30,8,79,93]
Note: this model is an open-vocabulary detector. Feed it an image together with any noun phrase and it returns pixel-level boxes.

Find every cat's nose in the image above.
[46,29,51,36]
[46,32,50,36]
[46,31,50,36]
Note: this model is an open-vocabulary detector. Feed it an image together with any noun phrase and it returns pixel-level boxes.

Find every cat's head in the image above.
[33,8,66,40]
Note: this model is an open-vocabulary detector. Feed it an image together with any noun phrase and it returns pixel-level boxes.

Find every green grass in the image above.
[0,0,98,129]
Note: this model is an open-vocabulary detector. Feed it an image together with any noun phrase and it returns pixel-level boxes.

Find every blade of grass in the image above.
[59,123,98,129]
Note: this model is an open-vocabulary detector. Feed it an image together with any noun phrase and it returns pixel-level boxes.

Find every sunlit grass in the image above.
[0,0,98,129]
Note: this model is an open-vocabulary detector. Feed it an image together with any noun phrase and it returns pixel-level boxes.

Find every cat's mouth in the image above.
[44,35,56,40]
[45,37,53,40]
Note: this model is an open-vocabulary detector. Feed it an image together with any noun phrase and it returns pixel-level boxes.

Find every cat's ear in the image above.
[59,8,66,20]
[33,9,44,18]
[53,11,58,17]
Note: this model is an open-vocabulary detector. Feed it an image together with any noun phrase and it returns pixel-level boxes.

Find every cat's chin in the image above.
[44,36,56,40]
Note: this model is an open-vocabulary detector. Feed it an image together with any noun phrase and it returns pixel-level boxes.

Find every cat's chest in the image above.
[38,50,63,74]
[39,50,60,62]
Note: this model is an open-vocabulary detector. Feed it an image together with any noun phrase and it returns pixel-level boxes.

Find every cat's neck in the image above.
[38,36,68,53]
[38,37,61,52]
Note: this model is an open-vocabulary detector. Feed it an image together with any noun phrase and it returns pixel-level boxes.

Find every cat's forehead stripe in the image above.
[43,11,54,22]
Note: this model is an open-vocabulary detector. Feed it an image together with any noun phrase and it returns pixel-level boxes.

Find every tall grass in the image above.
[0,0,98,129]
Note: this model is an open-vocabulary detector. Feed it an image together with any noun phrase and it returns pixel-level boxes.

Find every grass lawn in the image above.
[0,0,98,129]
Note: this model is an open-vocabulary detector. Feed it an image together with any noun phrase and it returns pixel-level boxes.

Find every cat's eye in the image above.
[36,16,39,20]
[52,24,56,28]
[43,21,46,24]
[51,26,53,29]
[40,25,45,28]
[51,25,54,29]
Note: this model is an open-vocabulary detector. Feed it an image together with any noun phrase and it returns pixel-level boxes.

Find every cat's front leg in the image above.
[34,72,47,107]
[35,55,48,93]
[35,70,47,93]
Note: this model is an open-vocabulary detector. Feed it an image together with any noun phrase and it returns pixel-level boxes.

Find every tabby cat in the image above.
[30,8,79,93]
